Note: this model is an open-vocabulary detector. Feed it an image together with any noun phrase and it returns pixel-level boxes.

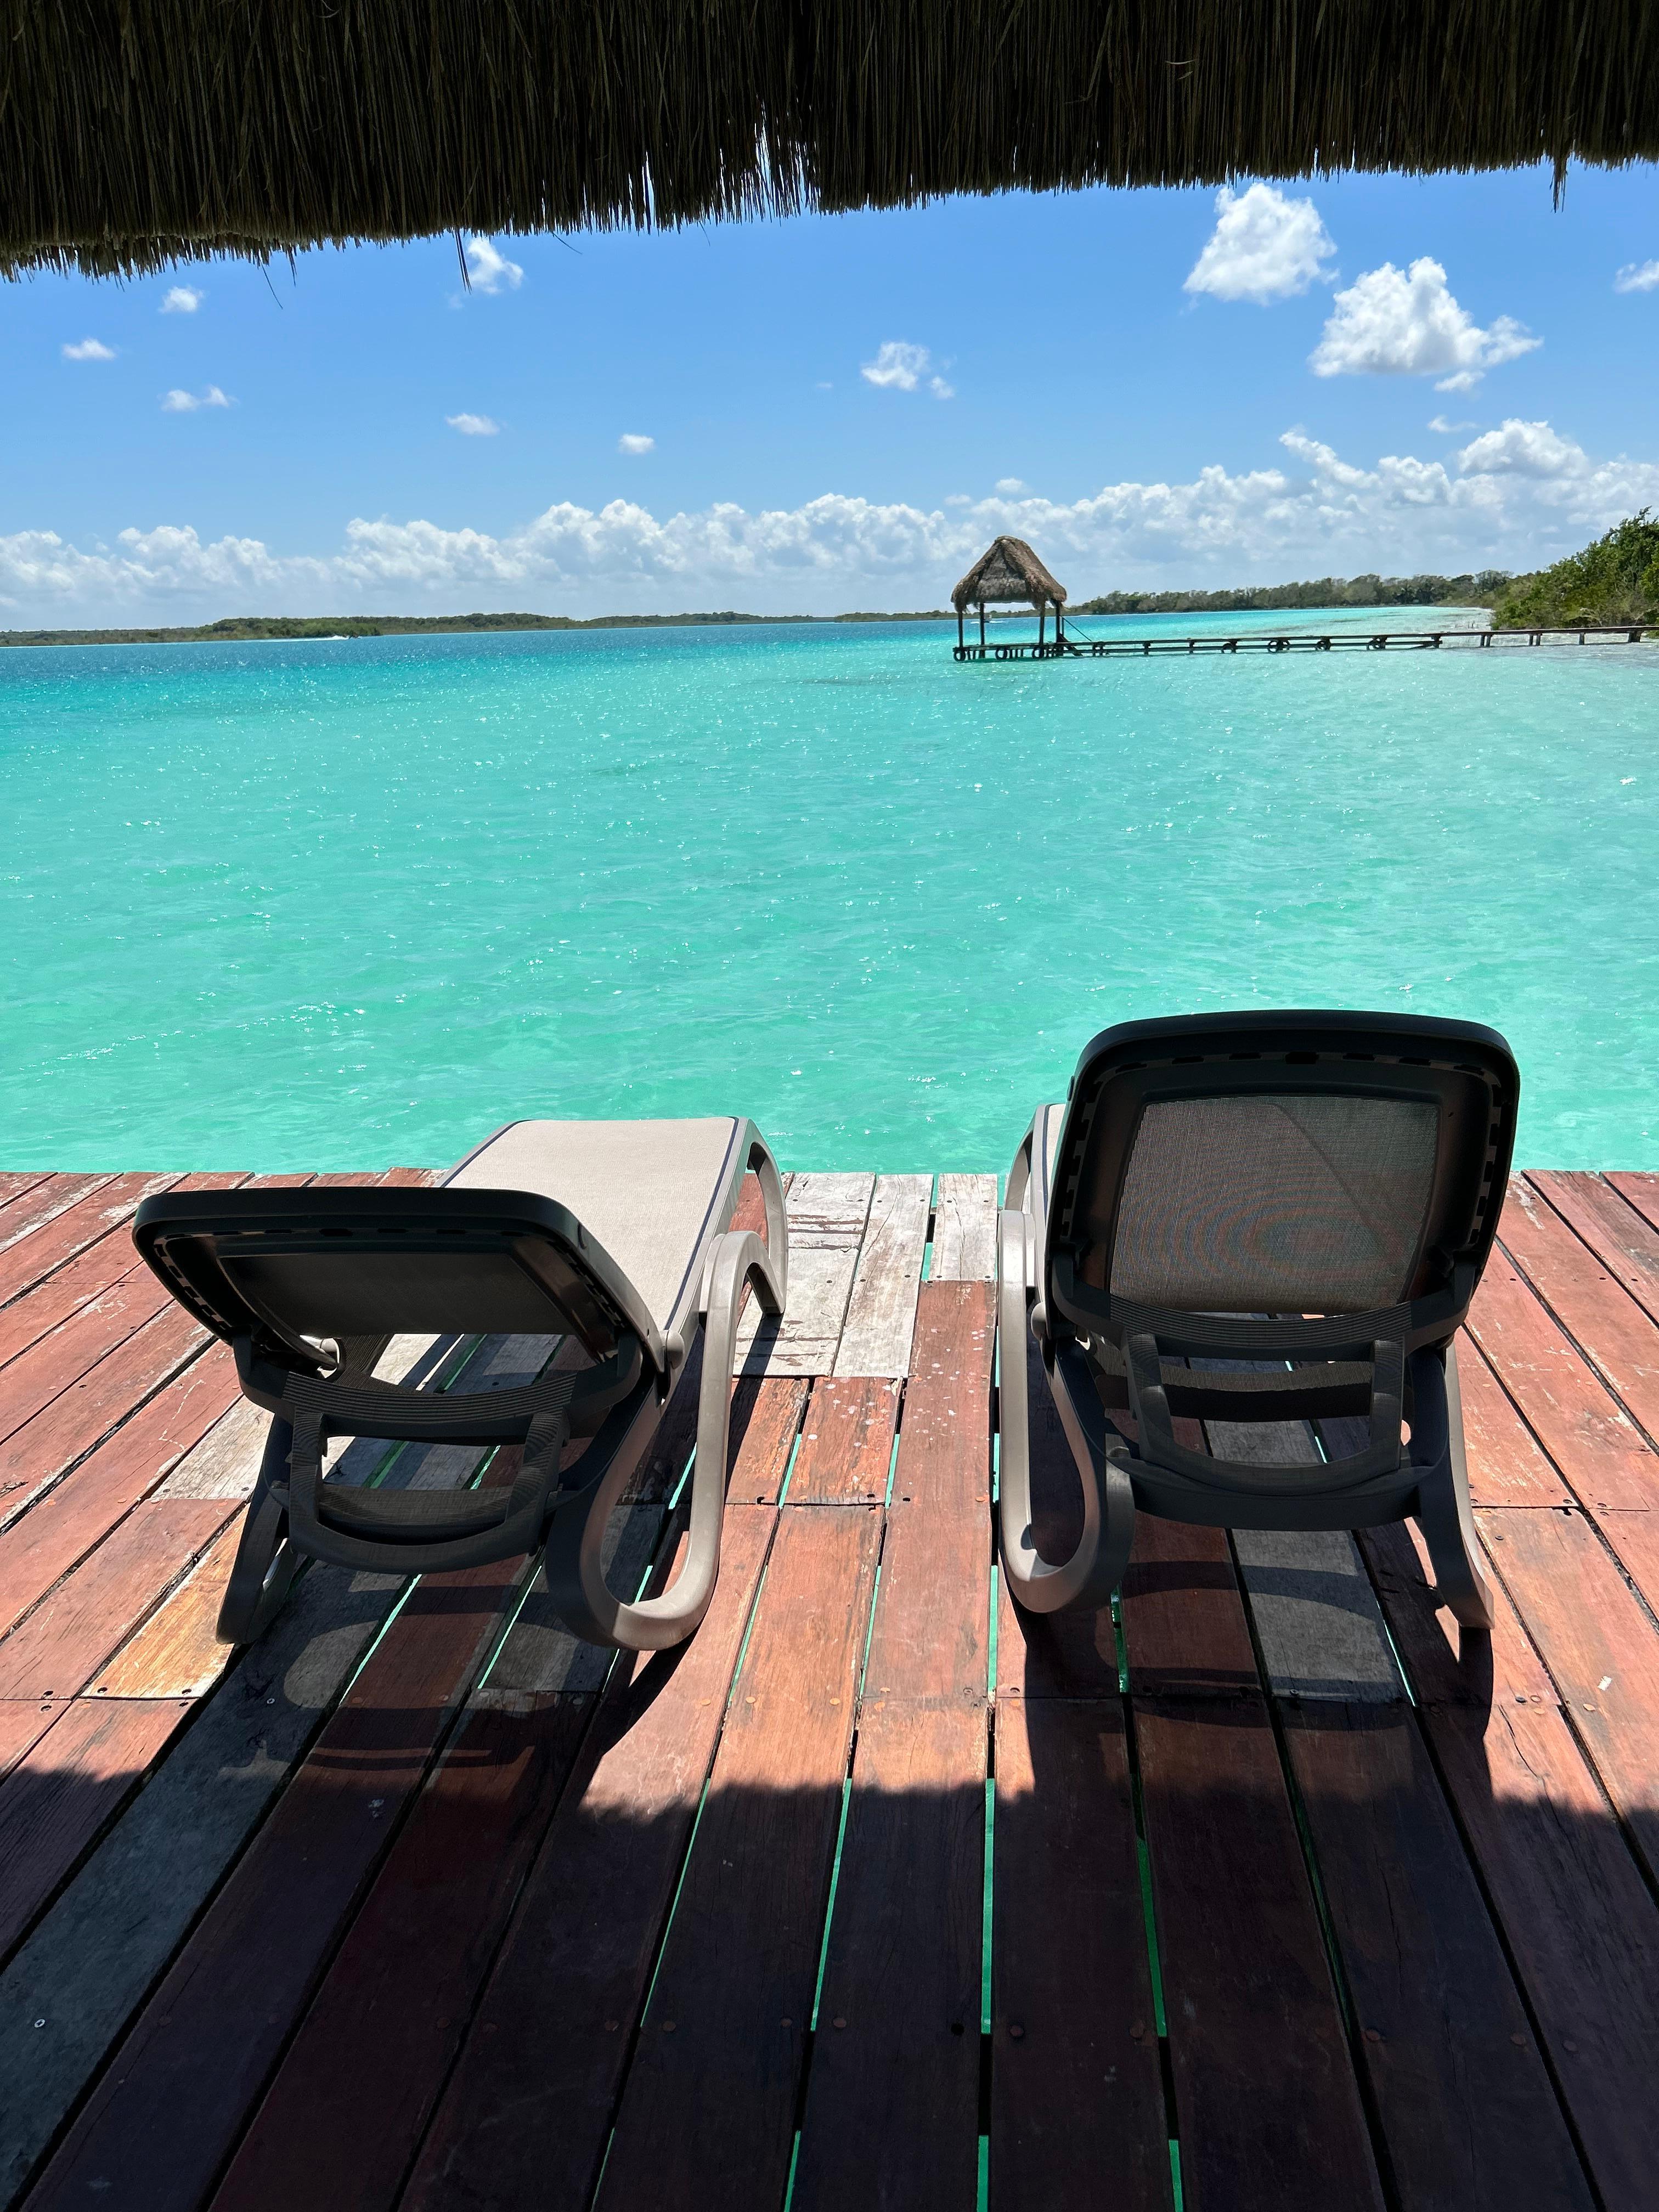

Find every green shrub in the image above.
[1494,512,1659,630]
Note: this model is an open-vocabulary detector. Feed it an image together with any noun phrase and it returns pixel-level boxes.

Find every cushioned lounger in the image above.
[998,1011,1519,1629]
[133,1117,786,1651]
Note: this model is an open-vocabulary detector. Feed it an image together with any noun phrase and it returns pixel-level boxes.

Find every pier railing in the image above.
[955,622,1655,662]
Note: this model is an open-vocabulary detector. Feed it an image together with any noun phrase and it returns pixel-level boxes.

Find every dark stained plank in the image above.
[594,1504,881,2212]
[1135,1695,1386,2212]
[785,1374,899,1503]
[1455,1334,1573,1506]
[0,1173,177,1311]
[0,1498,234,1698]
[0,1696,193,1961]
[0,1177,113,1257]
[790,1282,992,2212]
[0,1304,209,1530]
[1498,1175,1659,1439]
[1283,1700,1595,2211]
[401,1505,777,2212]
[25,1519,534,2212]
[1464,1252,1658,1510]
[1530,1171,1659,1327]
[1476,1502,1659,1885]
[989,1695,1169,2212]
[1362,1517,1659,2206]
[1121,1517,1260,1700]
[0,1698,62,1782]
[0,1348,240,1639]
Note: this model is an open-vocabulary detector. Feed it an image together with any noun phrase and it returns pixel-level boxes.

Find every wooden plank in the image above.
[1121,1516,1260,1700]
[1282,1701,1595,2211]
[833,1172,932,1377]
[785,1375,898,1504]
[0,1696,194,1961]
[0,1266,177,1449]
[88,1520,242,1699]
[736,1171,873,1376]
[988,1695,1169,2212]
[0,1349,240,1639]
[0,1698,63,1782]
[790,1281,993,2210]
[1476,1502,1659,1884]
[25,1483,536,2212]
[1499,1174,1659,1440]
[0,1172,177,1311]
[400,1506,777,2212]
[1530,1170,1659,1327]
[1135,1695,1386,2211]
[790,1703,985,2212]
[1464,1250,1659,1509]
[724,1374,810,1505]
[931,1172,997,1283]
[0,1174,54,1210]
[1592,1506,1659,1618]
[1362,1516,1659,2205]
[1607,1170,1659,1234]
[0,1176,113,1257]
[1455,1333,1573,1505]
[0,1499,233,1698]
[594,1505,881,2212]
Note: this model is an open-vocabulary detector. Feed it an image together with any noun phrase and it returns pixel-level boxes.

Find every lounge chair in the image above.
[133,1118,786,1650]
[997,1011,1518,1629]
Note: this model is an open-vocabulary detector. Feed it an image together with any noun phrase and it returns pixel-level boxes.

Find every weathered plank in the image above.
[1135,1695,1386,2211]
[1455,1333,1574,1506]
[594,1504,881,2212]
[1530,1171,1659,1327]
[0,1177,113,1257]
[931,1172,997,1283]
[0,1173,176,1312]
[724,1375,810,1505]
[1499,1175,1659,1441]
[0,1696,194,1961]
[0,1699,62,1782]
[400,1506,777,2212]
[735,1171,873,1376]
[1464,1252,1658,1509]
[0,1268,178,1450]
[785,1375,898,1504]
[1362,1516,1659,2207]
[833,1172,932,1377]
[1593,1504,1659,1617]
[1282,1700,1595,2212]
[88,1520,243,1699]
[1607,1170,1659,1235]
[989,1695,1169,2212]
[0,1175,53,1211]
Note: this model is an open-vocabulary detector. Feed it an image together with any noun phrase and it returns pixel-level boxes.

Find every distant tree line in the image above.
[0,608,952,648]
[1073,571,1510,617]
[1493,512,1659,630]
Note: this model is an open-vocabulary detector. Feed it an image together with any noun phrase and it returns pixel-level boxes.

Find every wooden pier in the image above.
[2,1161,1659,2208]
[955,622,1657,662]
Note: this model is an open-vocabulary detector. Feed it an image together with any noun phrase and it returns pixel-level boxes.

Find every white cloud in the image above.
[1184,183,1337,304]
[161,286,204,314]
[1427,414,1477,435]
[6,420,1656,623]
[447,413,500,437]
[1311,258,1540,388]
[618,433,655,455]
[995,478,1029,495]
[861,341,952,397]
[62,338,116,362]
[161,386,232,412]
[462,235,524,295]
[1614,259,1659,295]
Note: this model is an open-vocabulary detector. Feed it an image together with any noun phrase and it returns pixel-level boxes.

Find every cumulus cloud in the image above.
[1311,258,1540,389]
[447,413,500,437]
[6,420,1656,623]
[861,341,953,398]
[161,386,232,412]
[1427,414,1477,435]
[618,433,655,455]
[1184,183,1337,304]
[995,477,1028,495]
[161,286,204,313]
[1615,259,1659,295]
[63,338,116,361]
[462,235,524,294]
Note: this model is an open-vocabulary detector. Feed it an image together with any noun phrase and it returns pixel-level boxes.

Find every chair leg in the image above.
[996,1210,1135,1615]
[215,1420,304,1644]
[1412,1341,1495,1632]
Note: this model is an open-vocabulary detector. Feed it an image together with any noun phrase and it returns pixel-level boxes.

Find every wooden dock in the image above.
[2,1161,1659,2208]
[956,623,1655,662]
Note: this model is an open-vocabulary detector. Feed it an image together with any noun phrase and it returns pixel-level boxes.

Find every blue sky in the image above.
[3,162,1656,619]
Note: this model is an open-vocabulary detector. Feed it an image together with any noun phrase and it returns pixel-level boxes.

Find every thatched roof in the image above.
[953,539,1066,613]
[4,3,1657,278]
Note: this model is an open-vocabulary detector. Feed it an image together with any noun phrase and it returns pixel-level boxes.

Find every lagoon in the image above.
[2,611,1655,1173]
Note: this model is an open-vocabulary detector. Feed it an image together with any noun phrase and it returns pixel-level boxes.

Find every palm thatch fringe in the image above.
[953,538,1066,612]
[4,1,1658,276]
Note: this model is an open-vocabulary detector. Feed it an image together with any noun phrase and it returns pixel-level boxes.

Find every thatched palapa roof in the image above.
[953,539,1066,614]
[5,3,1659,278]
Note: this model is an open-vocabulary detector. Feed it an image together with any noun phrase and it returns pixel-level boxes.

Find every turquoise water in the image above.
[2,613,1655,1173]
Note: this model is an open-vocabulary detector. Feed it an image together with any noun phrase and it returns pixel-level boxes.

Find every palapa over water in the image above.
[953,538,1068,652]
[4,1,1658,277]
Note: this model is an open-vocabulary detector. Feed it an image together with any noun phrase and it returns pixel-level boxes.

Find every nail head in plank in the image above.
[595,1504,881,2212]
[785,1375,899,1504]
[1135,1694,1387,2211]
[930,1173,998,1283]
[832,1172,931,1377]
[990,1695,1169,2212]
[1282,1699,1595,2212]
[401,1505,776,2212]
[789,1700,985,2212]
